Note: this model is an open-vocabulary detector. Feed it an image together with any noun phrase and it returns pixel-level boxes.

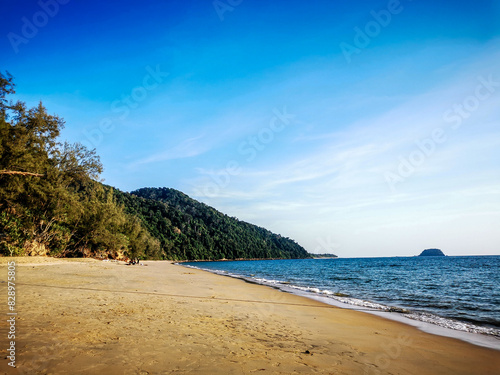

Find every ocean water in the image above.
[183,256,500,337]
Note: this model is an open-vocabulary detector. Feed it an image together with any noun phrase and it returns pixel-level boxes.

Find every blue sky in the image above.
[2,0,500,256]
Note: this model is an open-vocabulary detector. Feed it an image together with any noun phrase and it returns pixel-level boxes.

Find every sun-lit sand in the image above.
[0,257,499,374]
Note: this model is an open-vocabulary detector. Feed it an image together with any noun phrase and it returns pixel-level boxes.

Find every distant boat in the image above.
[418,248,445,257]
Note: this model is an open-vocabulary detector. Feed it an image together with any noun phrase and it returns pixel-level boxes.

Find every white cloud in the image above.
[131,134,208,166]
[185,46,500,256]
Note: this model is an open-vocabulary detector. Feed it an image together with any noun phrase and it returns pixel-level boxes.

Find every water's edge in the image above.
[178,262,500,351]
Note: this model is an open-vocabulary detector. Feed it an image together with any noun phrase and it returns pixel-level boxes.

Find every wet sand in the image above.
[0,257,499,374]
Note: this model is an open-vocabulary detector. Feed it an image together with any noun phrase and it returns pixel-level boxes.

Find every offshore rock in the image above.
[418,248,445,257]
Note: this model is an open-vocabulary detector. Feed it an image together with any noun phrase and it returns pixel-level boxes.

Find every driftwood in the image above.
[0,170,44,177]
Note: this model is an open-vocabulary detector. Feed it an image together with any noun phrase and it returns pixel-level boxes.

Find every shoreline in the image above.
[297,290,500,350]
[175,257,312,263]
[1,257,499,374]
[180,262,500,351]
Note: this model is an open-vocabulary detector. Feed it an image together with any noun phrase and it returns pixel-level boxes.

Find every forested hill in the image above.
[0,72,309,261]
[113,187,310,261]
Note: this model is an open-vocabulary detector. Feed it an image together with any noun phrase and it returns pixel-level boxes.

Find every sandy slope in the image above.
[0,257,498,374]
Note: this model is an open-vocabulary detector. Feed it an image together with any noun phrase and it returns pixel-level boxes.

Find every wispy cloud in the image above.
[131,134,208,166]
[186,46,500,255]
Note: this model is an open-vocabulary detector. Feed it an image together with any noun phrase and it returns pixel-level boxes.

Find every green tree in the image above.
[0,72,309,261]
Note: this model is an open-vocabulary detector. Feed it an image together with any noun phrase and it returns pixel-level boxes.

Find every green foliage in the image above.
[0,72,309,261]
[0,72,159,259]
[0,211,25,256]
[114,187,310,261]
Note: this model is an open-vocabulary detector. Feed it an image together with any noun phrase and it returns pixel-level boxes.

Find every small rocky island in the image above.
[418,248,445,257]
[312,253,338,259]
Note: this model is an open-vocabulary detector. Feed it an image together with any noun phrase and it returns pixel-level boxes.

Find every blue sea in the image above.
[183,256,500,338]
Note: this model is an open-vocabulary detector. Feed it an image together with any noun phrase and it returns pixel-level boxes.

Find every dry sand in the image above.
[0,257,499,374]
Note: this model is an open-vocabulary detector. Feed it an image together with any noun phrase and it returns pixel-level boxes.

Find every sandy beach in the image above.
[0,257,499,375]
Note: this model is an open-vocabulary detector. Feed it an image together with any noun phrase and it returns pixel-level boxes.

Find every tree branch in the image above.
[0,170,44,177]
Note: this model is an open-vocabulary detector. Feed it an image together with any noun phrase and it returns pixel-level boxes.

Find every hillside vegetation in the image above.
[0,72,309,261]
[115,187,309,260]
